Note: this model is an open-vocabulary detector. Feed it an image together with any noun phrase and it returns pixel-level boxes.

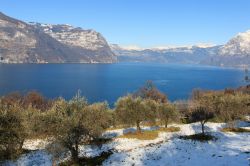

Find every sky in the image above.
[1,0,250,48]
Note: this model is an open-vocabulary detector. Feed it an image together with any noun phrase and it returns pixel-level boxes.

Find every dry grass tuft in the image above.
[221,127,250,133]
[119,130,159,140]
[158,127,181,132]
[106,125,131,131]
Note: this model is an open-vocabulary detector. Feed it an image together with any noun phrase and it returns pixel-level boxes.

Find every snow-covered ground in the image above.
[2,122,250,166]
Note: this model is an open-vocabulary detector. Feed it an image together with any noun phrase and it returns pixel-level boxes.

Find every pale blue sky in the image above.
[1,0,250,47]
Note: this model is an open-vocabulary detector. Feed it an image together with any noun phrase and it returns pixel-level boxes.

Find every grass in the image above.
[59,150,113,166]
[179,133,216,142]
[141,121,161,127]
[158,127,181,132]
[106,125,131,131]
[119,130,159,140]
[112,126,180,140]
[221,127,250,133]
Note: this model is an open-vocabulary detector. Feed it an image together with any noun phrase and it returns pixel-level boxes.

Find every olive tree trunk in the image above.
[136,121,141,133]
[165,119,169,128]
[201,121,205,134]
[69,142,79,163]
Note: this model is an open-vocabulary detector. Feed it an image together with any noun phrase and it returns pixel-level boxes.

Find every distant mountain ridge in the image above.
[112,30,250,67]
[0,12,116,63]
[111,44,221,65]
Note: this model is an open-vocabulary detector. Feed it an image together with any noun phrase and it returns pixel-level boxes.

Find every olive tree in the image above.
[191,107,214,134]
[158,103,179,128]
[115,95,146,132]
[0,101,28,160]
[143,99,159,125]
[216,93,250,127]
[195,91,250,128]
[46,92,110,163]
[84,101,111,136]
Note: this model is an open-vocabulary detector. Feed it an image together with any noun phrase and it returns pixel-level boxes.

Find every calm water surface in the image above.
[0,63,246,105]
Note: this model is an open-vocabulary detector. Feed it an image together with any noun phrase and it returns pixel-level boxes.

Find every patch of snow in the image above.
[2,122,249,166]
[22,139,52,150]
[104,123,249,166]
[3,151,52,166]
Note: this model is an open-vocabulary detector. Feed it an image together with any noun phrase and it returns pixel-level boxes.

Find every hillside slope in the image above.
[0,12,116,63]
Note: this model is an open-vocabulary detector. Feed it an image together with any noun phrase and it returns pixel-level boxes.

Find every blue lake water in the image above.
[0,63,247,106]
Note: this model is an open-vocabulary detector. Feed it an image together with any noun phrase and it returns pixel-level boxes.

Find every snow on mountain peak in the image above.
[220,29,250,56]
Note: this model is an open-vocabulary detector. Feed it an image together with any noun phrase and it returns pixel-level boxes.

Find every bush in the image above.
[59,150,113,166]
[23,91,52,111]
[1,91,52,112]
[134,80,168,103]
[179,133,216,142]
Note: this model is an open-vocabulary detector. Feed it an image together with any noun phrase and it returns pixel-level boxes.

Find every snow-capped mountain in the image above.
[0,12,116,63]
[220,30,250,57]
[112,30,250,67]
[111,44,220,64]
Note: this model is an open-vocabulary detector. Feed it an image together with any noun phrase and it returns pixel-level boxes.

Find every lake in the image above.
[0,63,247,106]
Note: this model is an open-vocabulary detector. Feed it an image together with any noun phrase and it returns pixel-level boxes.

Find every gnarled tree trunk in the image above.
[136,120,141,133]
[201,121,205,134]
[69,142,79,163]
[165,119,169,128]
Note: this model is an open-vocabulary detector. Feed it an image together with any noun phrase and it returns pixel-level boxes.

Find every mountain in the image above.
[111,44,221,65]
[220,30,250,56]
[31,23,116,63]
[0,12,116,63]
[112,30,250,67]
[1,11,249,66]
[205,30,250,67]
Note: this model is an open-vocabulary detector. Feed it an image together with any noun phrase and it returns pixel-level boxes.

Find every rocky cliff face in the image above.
[32,23,116,63]
[0,12,116,63]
